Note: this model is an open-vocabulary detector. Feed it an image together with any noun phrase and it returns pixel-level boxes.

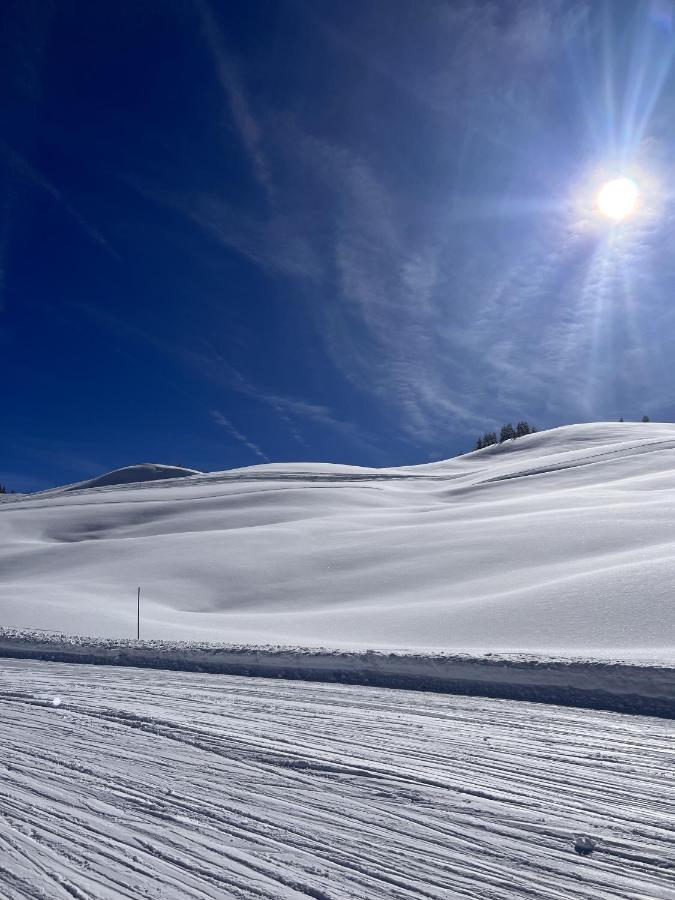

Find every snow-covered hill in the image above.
[62,463,202,491]
[1,423,674,659]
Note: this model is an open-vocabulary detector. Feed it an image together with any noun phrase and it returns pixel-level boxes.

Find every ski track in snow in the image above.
[1,660,673,900]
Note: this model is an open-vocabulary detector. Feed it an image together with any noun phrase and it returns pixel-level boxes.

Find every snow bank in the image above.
[1,628,672,718]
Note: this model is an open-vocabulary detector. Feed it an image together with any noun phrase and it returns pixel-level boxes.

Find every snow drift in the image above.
[1,422,674,661]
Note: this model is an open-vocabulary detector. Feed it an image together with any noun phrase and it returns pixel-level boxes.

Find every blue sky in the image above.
[3,0,675,489]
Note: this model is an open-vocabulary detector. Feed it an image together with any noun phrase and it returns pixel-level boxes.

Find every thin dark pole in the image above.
[137,586,140,640]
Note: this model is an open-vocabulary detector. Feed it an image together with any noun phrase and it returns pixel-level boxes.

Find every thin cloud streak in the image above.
[0,139,117,259]
[210,410,270,462]
[200,348,382,455]
[196,0,273,197]
[69,302,377,456]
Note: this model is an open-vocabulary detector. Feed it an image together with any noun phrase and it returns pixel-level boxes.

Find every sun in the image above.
[597,177,639,222]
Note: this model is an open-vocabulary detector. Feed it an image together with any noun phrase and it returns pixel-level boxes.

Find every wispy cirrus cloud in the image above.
[210,410,269,462]
[195,0,273,197]
[69,299,378,456]
[270,125,489,440]
[0,139,116,259]
[141,0,675,445]
[186,8,581,440]
[196,347,382,455]
[137,5,541,444]
[143,115,488,441]
[181,194,323,281]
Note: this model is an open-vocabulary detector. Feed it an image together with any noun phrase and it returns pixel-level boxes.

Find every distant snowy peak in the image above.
[67,464,202,491]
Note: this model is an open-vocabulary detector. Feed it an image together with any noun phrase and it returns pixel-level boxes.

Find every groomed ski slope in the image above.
[1,422,674,659]
[1,660,673,900]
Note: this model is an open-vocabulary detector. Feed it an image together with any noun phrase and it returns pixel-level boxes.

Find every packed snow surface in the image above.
[1,423,674,658]
[1,660,673,900]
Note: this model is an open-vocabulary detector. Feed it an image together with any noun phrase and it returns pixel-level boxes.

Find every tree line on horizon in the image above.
[476,415,653,451]
[474,421,536,450]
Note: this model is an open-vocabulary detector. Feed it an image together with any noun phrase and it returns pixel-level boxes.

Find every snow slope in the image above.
[1,659,673,900]
[1,423,674,659]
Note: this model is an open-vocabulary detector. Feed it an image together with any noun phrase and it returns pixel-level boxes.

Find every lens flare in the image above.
[597,178,639,221]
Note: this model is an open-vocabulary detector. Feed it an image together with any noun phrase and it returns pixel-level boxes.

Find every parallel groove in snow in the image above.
[1,660,673,900]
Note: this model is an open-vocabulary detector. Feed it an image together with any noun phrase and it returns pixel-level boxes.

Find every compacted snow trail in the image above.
[0,661,673,900]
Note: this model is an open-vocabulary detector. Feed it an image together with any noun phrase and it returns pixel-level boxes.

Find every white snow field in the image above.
[1,659,673,900]
[1,422,674,659]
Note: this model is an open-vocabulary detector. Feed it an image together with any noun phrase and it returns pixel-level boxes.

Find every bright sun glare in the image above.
[597,177,639,222]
